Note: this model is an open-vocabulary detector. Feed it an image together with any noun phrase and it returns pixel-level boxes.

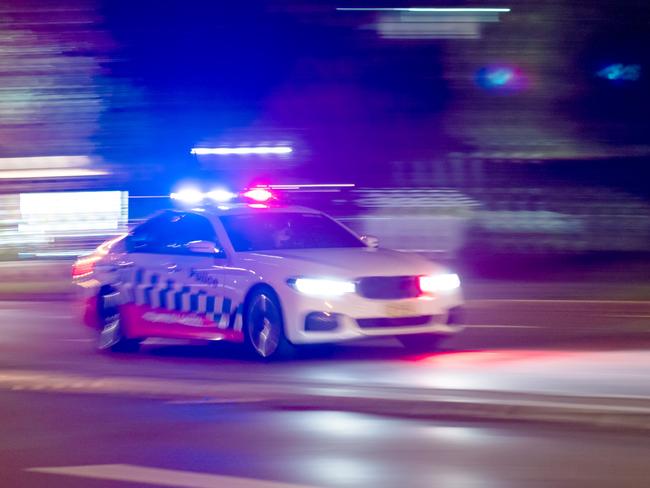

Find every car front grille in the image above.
[356,276,420,299]
[356,315,433,329]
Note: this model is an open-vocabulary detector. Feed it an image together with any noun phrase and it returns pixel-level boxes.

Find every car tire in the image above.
[97,290,141,353]
[398,334,444,353]
[245,288,294,360]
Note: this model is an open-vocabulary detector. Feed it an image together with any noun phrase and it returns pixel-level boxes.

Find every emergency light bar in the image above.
[170,187,274,204]
[170,183,355,205]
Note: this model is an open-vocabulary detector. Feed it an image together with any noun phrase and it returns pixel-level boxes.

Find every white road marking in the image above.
[27,464,317,488]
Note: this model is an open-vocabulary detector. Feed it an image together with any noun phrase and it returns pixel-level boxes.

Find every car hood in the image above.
[237,247,447,279]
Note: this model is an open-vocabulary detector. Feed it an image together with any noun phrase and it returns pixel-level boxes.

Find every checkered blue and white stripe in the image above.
[121,268,243,331]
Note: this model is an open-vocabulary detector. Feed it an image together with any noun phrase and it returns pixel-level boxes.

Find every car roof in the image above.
[186,204,322,217]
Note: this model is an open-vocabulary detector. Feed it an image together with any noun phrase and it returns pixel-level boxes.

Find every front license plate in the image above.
[384,301,418,317]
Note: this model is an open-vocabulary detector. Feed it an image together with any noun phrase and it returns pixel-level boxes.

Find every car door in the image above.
[158,212,233,331]
[120,211,229,339]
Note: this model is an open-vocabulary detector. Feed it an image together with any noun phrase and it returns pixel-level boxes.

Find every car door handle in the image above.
[166,264,182,272]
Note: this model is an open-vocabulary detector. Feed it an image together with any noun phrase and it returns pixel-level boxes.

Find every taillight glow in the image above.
[72,234,124,279]
[72,255,102,279]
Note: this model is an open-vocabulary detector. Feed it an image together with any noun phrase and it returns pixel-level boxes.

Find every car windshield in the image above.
[220,212,365,252]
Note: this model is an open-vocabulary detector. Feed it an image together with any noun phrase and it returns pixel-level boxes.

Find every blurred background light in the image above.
[597,64,641,81]
[0,169,108,179]
[338,6,511,39]
[0,191,129,258]
[19,192,125,235]
[476,65,526,91]
[265,183,355,190]
[0,156,93,169]
[191,146,293,155]
[336,8,511,13]
[0,155,108,180]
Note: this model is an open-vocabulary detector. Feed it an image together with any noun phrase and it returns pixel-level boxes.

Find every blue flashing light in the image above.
[207,189,236,202]
[170,188,204,204]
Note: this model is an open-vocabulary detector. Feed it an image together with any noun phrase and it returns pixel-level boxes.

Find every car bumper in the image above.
[281,290,464,345]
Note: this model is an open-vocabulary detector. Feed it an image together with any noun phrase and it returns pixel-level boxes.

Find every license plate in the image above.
[384,301,418,317]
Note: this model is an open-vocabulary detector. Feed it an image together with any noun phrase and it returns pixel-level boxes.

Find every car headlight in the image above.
[419,273,461,294]
[288,278,356,297]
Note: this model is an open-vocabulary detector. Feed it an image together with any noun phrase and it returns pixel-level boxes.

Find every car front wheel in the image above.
[245,289,294,360]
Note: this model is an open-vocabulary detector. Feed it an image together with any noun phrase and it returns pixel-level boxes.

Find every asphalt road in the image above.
[1,299,650,397]
[2,390,650,488]
[1,298,650,487]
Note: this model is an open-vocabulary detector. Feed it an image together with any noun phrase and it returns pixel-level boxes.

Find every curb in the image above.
[1,369,649,431]
[264,391,650,431]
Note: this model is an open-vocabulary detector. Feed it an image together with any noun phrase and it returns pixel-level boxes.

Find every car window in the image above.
[220,212,364,252]
[129,212,224,256]
[127,213,172,253]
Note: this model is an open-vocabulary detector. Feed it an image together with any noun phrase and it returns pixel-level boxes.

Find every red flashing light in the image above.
[242,188,274,202]
[248,203,269,209]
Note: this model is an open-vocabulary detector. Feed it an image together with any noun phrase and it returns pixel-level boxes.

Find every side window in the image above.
[127,213,172,253]
[127,212,224,256]
[164,213,224,256]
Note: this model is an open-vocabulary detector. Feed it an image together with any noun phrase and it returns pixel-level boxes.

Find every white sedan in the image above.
[74,204,464,359]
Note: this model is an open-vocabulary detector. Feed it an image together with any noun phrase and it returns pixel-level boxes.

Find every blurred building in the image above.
[0,1,129,258]
[0,1,648,259]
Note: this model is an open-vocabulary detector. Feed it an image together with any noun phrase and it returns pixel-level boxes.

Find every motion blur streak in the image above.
[191,147,293,155]
[339,6,511,39]
[0,169,108,179]
[0,191,127,259]
[336,8,511,13]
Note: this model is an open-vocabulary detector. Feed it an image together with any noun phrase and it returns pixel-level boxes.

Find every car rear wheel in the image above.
[97,290,140,353]
[398,334,444,353]
[245,289,293,360]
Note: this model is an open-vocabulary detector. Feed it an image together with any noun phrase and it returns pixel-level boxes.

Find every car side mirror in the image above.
[360,235,379,248]
[186,240,219,255]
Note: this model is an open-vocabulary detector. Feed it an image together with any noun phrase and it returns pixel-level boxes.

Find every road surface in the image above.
[1,299,650,487]
[3,390,650,488]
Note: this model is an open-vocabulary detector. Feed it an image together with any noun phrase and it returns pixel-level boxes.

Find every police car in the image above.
[73,188,464,359]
